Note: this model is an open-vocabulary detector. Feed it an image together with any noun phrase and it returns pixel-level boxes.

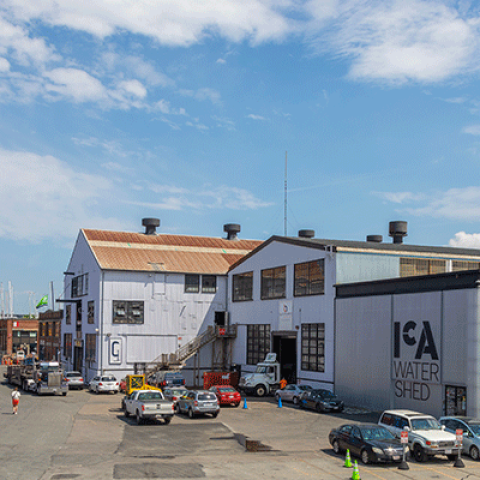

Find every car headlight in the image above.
[372,447,384,455]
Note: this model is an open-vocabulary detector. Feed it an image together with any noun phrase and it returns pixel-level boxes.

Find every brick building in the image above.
[38,310,63,361]
[0,317,38,357]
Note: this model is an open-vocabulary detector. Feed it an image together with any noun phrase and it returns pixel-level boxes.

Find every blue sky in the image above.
[2,0,480,314]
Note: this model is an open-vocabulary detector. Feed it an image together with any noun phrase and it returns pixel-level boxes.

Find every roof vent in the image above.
[389,221,408,244]
[224,223,241,240]
[298,229,315,239]
[142,218,160,235]
[366,235,383,243]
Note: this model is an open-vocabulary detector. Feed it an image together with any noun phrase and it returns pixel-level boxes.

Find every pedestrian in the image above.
[11,387,20,415]
[279,378,287,389]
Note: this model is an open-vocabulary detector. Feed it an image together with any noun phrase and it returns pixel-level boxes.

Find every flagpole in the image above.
[49,281,55,311]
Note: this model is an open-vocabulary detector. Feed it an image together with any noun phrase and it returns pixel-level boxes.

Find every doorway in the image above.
[273,335,297,384]
[445,385,467,416]
[73,345,83,373]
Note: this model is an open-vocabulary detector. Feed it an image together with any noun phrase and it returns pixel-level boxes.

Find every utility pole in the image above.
[284,151,287,236]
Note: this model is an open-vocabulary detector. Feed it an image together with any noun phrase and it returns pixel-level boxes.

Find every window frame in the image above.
[232,271,254,302]
[185,274,200,293]
[246,324,271,365]
[85,333,96,362]
[64,333,72,360]
[294,259,325,297]
[261,266,286,300]
[112,300,145,325]
[202,275,217,294]
[301,323,325,372]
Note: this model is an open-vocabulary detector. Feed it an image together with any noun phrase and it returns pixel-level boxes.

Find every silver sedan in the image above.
[89,375,120,394]
[275,384,312,405]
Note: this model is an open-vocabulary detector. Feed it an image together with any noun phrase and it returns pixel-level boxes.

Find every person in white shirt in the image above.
[11,387,20,414]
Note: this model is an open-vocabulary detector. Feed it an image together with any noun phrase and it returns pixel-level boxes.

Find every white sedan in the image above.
[89,375,120,394]
[275,384,312,405]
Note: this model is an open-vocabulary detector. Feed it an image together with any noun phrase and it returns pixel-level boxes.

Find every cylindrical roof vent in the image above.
[142,218,160,235]
[366,235,383,243]
[298,229,315,239]
[224,223,241,240]
[389,221,408,244]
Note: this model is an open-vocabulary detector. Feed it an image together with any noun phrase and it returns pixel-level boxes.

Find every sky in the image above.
[2,0,480,314]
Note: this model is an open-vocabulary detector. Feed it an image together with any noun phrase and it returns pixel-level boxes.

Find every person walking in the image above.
[11,387,20,415]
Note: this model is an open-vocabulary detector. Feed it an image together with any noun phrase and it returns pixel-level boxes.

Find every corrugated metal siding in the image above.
[336,252,399,284]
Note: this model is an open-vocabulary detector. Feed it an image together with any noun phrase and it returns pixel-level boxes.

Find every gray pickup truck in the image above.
[124,389,175,425]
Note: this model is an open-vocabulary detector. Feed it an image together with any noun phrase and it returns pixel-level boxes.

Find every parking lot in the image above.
[1,367,479,480]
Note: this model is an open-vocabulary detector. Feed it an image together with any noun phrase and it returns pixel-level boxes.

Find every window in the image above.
[261,266,286,300]
[246,324,271,365]
[71,273,89,297]
[452,260,480,271]
[64,333,72,359]
[112,301,144,324]
[66,305,71,325]
[301,323,325,372]
[87,301,95,324]
[202,275,217,293]
[38,323,43,337]
[85,333,96,361]
[400,258,446,277]
[185,274,199,293]
[233,271,253,302]
[294,259,325,296]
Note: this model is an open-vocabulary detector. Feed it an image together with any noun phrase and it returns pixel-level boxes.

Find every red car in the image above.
[209,385,241,407]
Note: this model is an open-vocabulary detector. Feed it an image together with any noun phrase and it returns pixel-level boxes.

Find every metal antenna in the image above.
[284,151,287,236]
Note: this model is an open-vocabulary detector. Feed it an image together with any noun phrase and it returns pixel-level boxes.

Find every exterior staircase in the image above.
[145,324,237,376]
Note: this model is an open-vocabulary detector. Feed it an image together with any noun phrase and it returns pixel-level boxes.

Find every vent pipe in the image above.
[224,223,241,240]
[142,218,160,235]
[366,235,383,243]
[298,229,315,239]
[389,221,408,244]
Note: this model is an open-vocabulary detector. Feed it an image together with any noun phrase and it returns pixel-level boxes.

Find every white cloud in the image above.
[117,79,147,98]
[247,114,267,120]
[449,231,480,248]
[373,191,426,204]
[0,148,123,241]
[216,58,226,64]
[179,87,221,105]
[463,124,480,135]
[0,57,10,71]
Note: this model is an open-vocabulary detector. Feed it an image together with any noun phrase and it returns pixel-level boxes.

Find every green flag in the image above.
[36,295,48,308]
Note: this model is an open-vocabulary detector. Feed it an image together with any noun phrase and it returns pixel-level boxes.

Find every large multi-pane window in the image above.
[452,260,480,271]
[85,334,96,361]
[185,274,200,293]
[261,266,286,300]
[64,333,72,359]
[400,258,446,277]
[71,273,89,297]
[87,301,95,324]
[294,259,325,296]
[301,323,325,372]
[202,275,217,293]
[112,301,144,324]
[247,324,271,365]
[233,271,253,302]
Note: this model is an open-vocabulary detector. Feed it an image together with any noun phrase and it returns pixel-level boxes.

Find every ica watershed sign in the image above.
[392,294,441,402]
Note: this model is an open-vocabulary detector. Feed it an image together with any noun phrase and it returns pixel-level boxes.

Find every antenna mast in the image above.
[284,151,287,236]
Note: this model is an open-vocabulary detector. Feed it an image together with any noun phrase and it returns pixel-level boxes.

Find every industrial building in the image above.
[59,219,261,383]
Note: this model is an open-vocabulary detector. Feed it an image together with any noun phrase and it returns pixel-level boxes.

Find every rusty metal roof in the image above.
[82,229,263,274]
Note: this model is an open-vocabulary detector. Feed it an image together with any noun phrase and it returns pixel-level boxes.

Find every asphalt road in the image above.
[1,366,479,480]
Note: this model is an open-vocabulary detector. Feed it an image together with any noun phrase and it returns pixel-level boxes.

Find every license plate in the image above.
[445,449,452,454]
[205,403,215,407]
[393,456,400,461]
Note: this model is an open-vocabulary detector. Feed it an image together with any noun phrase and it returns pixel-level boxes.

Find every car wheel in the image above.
[275,393,280,401]
[62,392,67,396]
[315,403,323,413]
[212,411,219,418]
[23,380,28,391]
[136,411,143,425]
[234,402,240,408]
[96,387,99,394]
[188,408,194,419]
[332,440,341,455]
[413,444,426,462]
[255,385,266,397]
[293,396,299,405]
[164,416,172,425]
[124,409,130,418]
[174,404,180,414]
[470,446,480,461]
[447,454,457,461]
[361,449,370,465]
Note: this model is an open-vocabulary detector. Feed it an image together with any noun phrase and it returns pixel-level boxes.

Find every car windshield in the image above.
[66,372,81,377]
[102,377,116,382]
[468,423,480,435]
[317,390,336,399]
[198,394,216,401]
[298,385,312,391]
[218,387,236,393]
[411,418,441,430]
[361,427,395,441]
[138,392,162,401]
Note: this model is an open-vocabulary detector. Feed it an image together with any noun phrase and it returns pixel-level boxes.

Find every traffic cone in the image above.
[278,396,282,408]
[243,397,248,409]
[344,449,353,468]
[351,460,361,480]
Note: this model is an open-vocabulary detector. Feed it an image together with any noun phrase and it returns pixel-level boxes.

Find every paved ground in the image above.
[1,366,479,480]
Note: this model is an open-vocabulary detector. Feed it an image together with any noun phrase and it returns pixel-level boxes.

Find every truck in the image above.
[124,389,175,425]
[4,357,38,391]
[238,353,281,397]
[35,361,68,396]
[121,374,163,410]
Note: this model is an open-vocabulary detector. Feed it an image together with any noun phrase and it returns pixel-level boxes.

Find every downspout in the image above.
[99,271,104,375]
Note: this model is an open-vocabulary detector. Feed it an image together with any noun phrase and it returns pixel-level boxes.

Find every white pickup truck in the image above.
[124,389,175,425]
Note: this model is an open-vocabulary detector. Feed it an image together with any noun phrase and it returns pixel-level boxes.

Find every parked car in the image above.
[150,371,186,388]
[378,409,460,462]
[299,389,344,413]
[89,375,120,394]
[63,371,84,390]
[163,386,188,406]
[176,390,220,418]
[329,423,406,464]
[439,416,480,460]
[275,384,312,405]
[119,378,126,392]
[209,385,241,407]
[124,389,175,425]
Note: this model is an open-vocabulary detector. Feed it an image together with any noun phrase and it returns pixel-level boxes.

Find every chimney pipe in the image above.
[224,223,241,240]
[389,221,408,244]
[298,229,315,239]
[366,235,383,243]
[142,218,160,235]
